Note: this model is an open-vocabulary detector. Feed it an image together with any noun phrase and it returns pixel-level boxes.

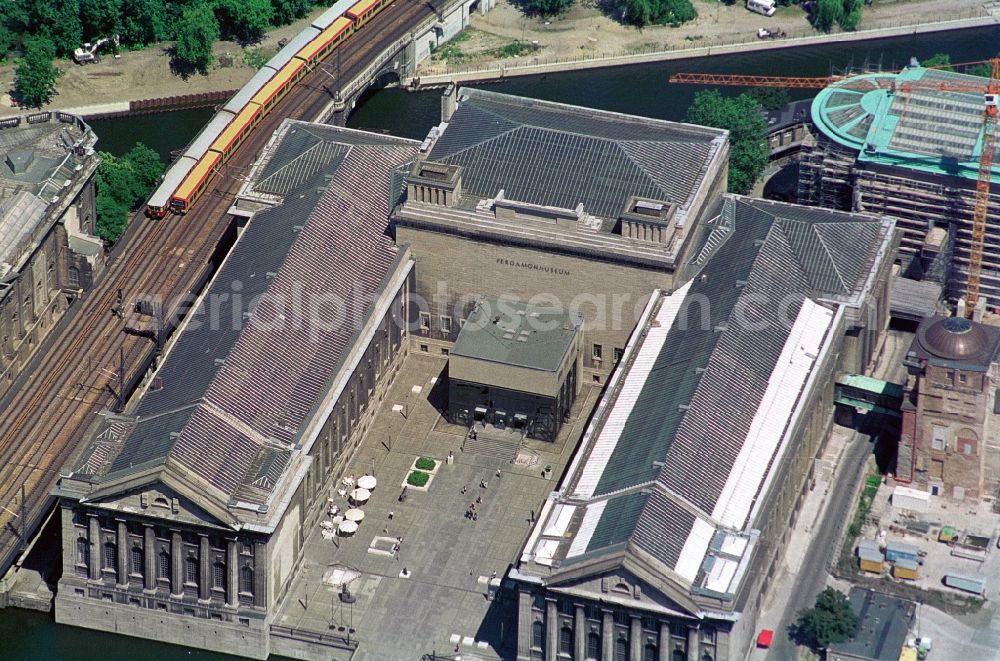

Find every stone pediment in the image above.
[84,480,236,530]
[547,567,699,619]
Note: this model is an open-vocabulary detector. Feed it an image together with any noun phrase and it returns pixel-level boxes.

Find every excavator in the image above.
[73,35,119,65]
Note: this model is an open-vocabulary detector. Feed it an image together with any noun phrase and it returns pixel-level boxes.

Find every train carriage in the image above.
[223,66,279,115]
[251,60,305,114]
[210,102,262,163]
[296,16,354,66]
[312,0,356,29]
[170,150,222,213]
[270,28,321,83]
[146,156,198,218]
[347,0,388,26]
[146,0,395,218]
[181,110,236,162]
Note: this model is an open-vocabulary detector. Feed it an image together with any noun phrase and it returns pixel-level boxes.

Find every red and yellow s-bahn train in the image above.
[146,0,390,218]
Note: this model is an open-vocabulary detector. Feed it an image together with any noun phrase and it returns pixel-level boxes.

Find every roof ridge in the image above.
[809,223,849,293]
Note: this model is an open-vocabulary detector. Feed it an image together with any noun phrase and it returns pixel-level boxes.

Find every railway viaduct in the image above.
[0,0,486,602]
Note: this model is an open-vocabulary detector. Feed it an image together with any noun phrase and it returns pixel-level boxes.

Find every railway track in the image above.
[0,0,442,577]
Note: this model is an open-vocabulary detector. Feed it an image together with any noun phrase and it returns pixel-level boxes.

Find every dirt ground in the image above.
[0,7,328,115]
[417,0,993,75]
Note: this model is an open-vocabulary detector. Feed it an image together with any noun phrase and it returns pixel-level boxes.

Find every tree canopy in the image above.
[215,0,273,45]
[792,588,859,650]
[511,0,574,17]
[616,0,696,27]
[15,36,61,107]
[173,3,220,73]
[686,90,769,195]
[921,53,953,71]
[95,143,164,243]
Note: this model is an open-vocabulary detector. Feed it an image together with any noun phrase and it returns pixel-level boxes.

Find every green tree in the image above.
[15,37,61,107]
[216,0,273,45]
[512,0,574,16]
[812,0,842,32]
[51,0,84,58]
[748,87,790,111]
[81,0,122,40]
[173,3,219,73]
[120,0,169,46]
[617,0,696,26]
[793,588,859,650]
[271,0,313,25]
[95,143,165,243]
[921,53,953,71]
[838,0,862,31]
[966,56,1000,79]
[686,89,769,194]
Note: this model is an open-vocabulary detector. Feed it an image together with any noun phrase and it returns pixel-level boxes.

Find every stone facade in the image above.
[0,112,104,393]
[899,316,1000,501]
[55,272,410,659]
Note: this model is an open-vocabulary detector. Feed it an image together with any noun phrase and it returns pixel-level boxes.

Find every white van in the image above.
[747,0,777,16]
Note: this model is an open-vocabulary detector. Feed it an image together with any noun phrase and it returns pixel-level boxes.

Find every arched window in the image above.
[240,565,253,595]
[153,496,169,508]
[157,550,170,580]
[130,546,143,575]
[560,625,574,657]
[213,562,226,590]
[185,556,198,586]
[76,537,88,565]
[643,643,657,661]
[614,634,627,661]
[103,542,117,570]
[587,631,601,661]
[532,620,545,650]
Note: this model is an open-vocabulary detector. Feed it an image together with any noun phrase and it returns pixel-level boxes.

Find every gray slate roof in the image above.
[451,297,582,372]
[828,589,915,661]
[88,126,418,511]
[428,88,725,220]
[553,195,892,579]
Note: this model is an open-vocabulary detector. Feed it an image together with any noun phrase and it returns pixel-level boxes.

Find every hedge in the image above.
[407,470,430,487]
[415,457,436,471]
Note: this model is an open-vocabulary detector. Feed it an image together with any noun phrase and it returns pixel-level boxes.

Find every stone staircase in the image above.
[462,424,523,462]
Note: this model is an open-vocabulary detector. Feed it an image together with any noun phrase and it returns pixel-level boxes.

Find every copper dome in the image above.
[919,316,992,360]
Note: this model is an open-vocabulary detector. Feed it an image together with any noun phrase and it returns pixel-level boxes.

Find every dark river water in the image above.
[11,23,1000,661]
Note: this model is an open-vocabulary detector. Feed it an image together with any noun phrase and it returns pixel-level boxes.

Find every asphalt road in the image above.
[766,331,909,660]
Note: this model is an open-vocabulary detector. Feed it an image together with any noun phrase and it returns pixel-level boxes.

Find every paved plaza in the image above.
[273,352,597,661]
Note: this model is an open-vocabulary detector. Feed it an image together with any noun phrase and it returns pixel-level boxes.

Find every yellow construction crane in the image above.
[670,59,1000,317]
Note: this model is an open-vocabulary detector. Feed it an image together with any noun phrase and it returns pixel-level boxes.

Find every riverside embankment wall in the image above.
[413,13,998,88]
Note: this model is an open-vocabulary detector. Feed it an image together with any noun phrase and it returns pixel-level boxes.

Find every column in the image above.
[630,616,642,661]
[170,530,183,597]
[87,514,100,580]
[516,590,533,661]
[687,626,700,661]
[226,539,238,607]
[659,623,670,661]
[143,525,155,592]
[575,605,586,661]
[115,520,128,587]
[545,600,558,661]
[602,611,614,661]
[198,535,210,602]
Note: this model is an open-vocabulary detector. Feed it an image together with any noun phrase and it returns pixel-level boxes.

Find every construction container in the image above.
[939,525,957,543]
[898,646,918,661]
[944,573,986,596]
[893,558,919,580]
[892,485,930,513]
[885,540,919,563]
[858,539,884,573]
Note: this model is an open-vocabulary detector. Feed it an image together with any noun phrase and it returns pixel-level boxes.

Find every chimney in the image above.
[441,84,457,123]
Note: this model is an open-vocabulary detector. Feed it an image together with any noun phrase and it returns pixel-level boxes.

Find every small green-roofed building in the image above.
[447,298,582,441]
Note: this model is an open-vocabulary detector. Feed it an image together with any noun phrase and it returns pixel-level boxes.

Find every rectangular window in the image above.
[931,425,947,451]
[240,566,254,594]
[592,344,603,361]
[157,551,170,579]
[77,538,88,565]
[131,547,143,575]
[700,629,716,644]
[613,347,623,363]
[103,544,117,570]
[213,563,226,590]
[440,316,452,333]
[419,312,430,330]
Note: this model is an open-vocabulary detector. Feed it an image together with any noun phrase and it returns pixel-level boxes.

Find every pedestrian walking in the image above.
[461,485,468,494]
[495,469,502,479]
[475,495,482,504]
[388,511,394,520]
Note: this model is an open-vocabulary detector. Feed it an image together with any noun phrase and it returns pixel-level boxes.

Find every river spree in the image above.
[3,23,998,661]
